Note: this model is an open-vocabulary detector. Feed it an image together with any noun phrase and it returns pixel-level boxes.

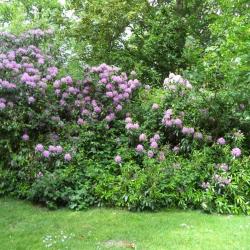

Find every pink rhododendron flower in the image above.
[136,144,144,152]
[150,141,158,149]
[56,145,63,154]
[217,137,226,145]
[139,133,147,142]
[28,96,35,104]
[43,150,50,158]
[231,148,241,157]
[22,133,29,141]
[48,145,57,152]
[77,118,85,125]
[173,118,182,127]
[35,144,44,152]
[36,171,44,178]
[114,155,122,163]
[153,134,160,141]
[194,132,203,140]
[173,146,180,153]
[125,117,132,123]
[0,102,6,110]
[64,153,72,161]
[147,150,154,158]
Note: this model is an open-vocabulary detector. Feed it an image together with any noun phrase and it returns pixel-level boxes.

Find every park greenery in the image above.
[0,0,249,215]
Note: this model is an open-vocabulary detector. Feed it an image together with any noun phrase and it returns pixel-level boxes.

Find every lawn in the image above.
[0,198,250,250]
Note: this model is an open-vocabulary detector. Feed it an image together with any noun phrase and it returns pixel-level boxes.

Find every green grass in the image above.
[1,198,250,250]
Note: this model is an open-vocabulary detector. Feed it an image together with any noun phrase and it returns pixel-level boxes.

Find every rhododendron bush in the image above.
[0,30,249,214]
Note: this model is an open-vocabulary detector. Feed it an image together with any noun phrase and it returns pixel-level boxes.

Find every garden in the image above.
[0,0,249,249]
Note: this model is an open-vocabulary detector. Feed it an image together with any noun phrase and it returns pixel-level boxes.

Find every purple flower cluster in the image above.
[182,127,195,135]
[193,132,203,140]
[135,132,165,161]
[0,29,53,49]
[36,171,44,178]
[147,150,154,158]
[213,174,231,187]
[162,109,183,128]
[231,147,241,158]
[163,73,192,91]
[136,144,144,152]
[217,137,226,145]
[216,163,229,171]
[22,133,29,141]
[139,133,147,142]
[125,116,140,130]
[0,98,6,110]
[35,144,66,159]
[114,155,122,164]
[149,134,160,149]
[64,153,72,161]
[0,36,59,111]
[201,182,210,189]
[52,63,140,124]
[172,146,180,153]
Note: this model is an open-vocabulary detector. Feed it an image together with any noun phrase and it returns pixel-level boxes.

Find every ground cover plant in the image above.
[0,27,249,215]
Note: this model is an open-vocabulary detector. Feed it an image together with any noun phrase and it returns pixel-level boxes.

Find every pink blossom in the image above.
[48,145,57,152]
[231,148,241,157]
[77,118,85,125]
[36,172,44,178]
[0,102,6,110]
[115,104,122,112]
[114,155,122,164]
[139,133,147,142]
[64,153,72,161]
[153,134,160,141]
[136,144,144,152]
[182,127,194,135]
[28,96,35,104]
[56,145,63,154]
[194,132,203,140]
[94,106,101,113]
[217,137,226,145]
[173,118,182,127]
[106,92,113,98]
[22,133,29,141]
[147,150,154,158]
[35,144,44,152]
[133,123,139,129]
[125,123,133,130]
[105,113,115,122]
[152,103,159,110]
[125,117,132,123]
[53,80,61,89]
[150,141,158,149]
[43,150,50,158]
[165,119,173,127]
[173,146,180,153]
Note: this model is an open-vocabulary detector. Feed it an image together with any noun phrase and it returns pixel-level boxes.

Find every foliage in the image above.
[0,0,250,215]
[64,0,212,85]
[183,0,250,89]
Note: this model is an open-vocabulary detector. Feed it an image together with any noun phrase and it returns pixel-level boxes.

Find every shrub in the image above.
[0,29,249,215]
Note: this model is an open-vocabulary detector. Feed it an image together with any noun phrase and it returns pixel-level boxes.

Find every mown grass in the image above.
[0,197,250,250]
